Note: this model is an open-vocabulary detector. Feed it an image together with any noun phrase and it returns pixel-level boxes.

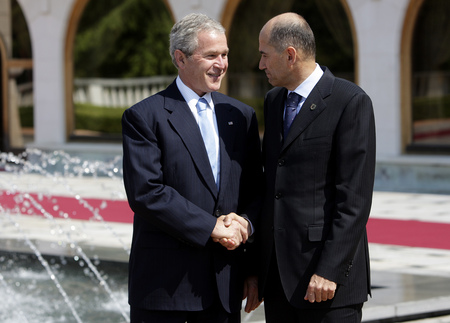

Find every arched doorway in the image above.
[65,0,176,142]
[403,0,450,153]
[225,0,356,130]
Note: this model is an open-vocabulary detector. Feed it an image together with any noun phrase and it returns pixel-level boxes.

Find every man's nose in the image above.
[214,56,227,69]
[259,58,265,70]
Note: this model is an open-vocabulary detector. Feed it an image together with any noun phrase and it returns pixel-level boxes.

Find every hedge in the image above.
[19,104,126,134]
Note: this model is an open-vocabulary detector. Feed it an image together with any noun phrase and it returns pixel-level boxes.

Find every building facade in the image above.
[1,0,450,192]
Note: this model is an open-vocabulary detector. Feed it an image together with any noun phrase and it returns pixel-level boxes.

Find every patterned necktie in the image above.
[196,98,218,188]
[284,92,302,139]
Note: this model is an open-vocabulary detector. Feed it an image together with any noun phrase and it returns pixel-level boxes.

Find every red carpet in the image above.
[1,191,450,250]
[367,218,450,250]
[0,191,133,224]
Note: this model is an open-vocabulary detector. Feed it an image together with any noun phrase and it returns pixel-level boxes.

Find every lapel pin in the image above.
[228,121,233,125]
[310,104,317,111]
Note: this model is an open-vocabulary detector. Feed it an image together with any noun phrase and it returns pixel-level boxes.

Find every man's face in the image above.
[180,31,229,97]
[258,29,288,88]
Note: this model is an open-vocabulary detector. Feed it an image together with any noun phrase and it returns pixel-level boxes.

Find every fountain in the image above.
[0,148,264,323]
[0,149,131,322]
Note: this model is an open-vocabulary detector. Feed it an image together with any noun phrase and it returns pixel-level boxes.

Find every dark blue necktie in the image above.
[284,92,302,139]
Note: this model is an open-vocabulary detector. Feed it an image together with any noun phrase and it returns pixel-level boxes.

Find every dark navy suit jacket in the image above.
[259,67,376,308]
[122,80,262,313]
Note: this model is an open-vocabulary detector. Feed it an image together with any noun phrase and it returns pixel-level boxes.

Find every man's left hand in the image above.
[304,274,336,303]
[243,276,263,313]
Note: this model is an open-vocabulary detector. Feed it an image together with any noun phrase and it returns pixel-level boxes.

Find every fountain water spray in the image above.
[0,148,131,322]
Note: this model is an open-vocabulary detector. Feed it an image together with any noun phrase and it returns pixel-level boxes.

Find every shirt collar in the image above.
[176,76,214,110]
[288,63,324,99]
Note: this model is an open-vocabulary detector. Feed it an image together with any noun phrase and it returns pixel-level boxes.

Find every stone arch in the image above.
[338,0,358,84]
[64,0,175,140]
[401,0,450,152]
[400,0,424,151]
[222,0,357,77]
[221,0,241,32]
[223,0,356,125]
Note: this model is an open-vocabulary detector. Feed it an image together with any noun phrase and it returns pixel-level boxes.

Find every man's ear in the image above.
[286,47,297,65]
[174,49,186,69]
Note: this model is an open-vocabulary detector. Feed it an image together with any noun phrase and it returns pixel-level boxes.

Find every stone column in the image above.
[18,0,74,146]
[347,0,410,158]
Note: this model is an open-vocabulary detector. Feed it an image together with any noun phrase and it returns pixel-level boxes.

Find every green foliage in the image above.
[75,104,126,134]
[19,106,33,127]
[74,0,177,78]
[11,0,32,58]
[19,104,126,135]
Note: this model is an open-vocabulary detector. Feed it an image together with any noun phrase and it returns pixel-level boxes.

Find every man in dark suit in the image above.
[122,13,263,323]
[256,12,376,322]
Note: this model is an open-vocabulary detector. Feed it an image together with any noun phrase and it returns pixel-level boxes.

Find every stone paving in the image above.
[1,172,450,322]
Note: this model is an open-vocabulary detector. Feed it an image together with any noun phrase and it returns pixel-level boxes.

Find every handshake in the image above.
[211,213,251,250]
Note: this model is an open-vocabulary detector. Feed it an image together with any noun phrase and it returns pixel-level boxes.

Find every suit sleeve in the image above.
[238,110,264,228]
[315,91,376,285]
[122,106,217,248]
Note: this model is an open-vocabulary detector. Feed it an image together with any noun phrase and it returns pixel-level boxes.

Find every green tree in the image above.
[74,0,176,78]
[11,0,32,59]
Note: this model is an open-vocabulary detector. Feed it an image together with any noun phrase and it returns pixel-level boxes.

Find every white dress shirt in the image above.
[176,76,220,188]
[286,63,324,116]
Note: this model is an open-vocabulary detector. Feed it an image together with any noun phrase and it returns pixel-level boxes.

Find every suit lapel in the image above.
[281,67,334,151]
[165,83,218,197]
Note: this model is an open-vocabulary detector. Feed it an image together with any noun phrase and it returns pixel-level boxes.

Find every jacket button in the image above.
[275,193,282,199]
[278,159,285,166]
[214,209,221,217]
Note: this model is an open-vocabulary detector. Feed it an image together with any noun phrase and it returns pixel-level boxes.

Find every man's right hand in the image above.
[211,214,248,250]
[222,212,251,243]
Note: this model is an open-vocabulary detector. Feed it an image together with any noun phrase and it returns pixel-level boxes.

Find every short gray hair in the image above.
[269,15,316,60]
[169,13,226,68]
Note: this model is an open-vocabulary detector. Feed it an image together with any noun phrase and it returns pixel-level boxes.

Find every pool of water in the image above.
[0,251,129,323]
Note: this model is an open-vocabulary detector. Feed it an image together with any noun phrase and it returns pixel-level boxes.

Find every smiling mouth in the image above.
[208,72,224,79]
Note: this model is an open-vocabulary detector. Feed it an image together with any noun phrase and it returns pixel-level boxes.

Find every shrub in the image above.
[19,104,126,134]
[75,103,126,134]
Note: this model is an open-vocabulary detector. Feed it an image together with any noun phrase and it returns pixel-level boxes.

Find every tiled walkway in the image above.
[1,172,450,322]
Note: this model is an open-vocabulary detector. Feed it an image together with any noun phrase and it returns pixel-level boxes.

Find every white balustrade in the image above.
[72,75,176,108]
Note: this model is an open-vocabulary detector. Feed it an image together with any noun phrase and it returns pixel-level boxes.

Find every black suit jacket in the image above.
[122,80,263,313]
[259,67,376,308]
